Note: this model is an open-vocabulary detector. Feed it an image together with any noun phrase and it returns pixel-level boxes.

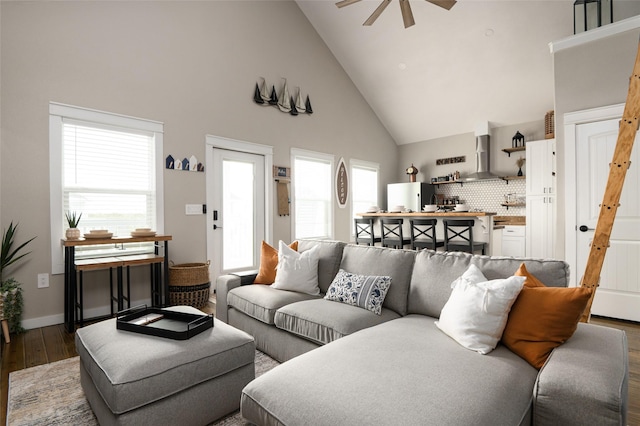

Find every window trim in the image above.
[290,148,335,240]
[49,102,164,274]
[350,159,380,238]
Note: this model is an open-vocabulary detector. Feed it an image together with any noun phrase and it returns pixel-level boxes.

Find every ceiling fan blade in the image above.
[399,0,415,28]
[363,0,392,26]
[426,0,457,11]
[335,0,362,8]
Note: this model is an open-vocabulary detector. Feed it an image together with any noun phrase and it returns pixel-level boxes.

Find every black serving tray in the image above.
[116,305,213,340]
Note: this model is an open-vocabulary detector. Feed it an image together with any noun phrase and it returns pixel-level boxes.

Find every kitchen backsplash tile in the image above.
[436,179,526,216]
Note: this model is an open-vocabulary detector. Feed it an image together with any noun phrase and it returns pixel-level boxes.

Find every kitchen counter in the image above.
[492,215,526,229]
[358,211,497,218]
[357,211,497,255]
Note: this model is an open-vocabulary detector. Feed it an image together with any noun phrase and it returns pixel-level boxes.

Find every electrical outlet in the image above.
[37,273,49,288]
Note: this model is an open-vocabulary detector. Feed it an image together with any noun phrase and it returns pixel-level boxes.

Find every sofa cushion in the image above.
[297,239,346,293]
[242,315,538,426]
[502,263,593,369]
[274,299,400,345]
[272,242,320,295]
[339,244,416,316]
[227,285,319,325]
[435,265,525,354]
[254,240,298,284]
[324,269,391,315]
[408,250,570,318]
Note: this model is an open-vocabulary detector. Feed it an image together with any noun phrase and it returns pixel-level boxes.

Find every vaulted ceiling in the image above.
[295,0,574,145]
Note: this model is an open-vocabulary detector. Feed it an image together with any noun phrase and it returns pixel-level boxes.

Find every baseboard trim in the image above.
[21,298,152,330]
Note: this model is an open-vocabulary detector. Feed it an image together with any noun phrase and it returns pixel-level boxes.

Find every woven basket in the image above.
[169,282,210,308]
[169,261,210,308]
[545,110,555,139]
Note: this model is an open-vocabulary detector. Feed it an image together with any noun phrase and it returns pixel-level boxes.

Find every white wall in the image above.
[553,15,640,262]
[0,1,398,327]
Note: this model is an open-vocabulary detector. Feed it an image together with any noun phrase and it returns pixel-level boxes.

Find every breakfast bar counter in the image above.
[357,211,497,218]
[357,212,497,255]
[62,234,172,332]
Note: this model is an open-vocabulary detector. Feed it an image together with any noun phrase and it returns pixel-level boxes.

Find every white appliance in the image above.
[387,182,435,212]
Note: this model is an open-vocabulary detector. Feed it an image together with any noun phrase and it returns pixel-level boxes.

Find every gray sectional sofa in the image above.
[215,239,628,425]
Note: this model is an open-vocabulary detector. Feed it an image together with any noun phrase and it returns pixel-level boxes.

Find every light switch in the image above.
[185,204,203,215]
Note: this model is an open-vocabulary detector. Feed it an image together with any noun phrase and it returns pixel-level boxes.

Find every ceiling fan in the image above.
[336,0,456,28]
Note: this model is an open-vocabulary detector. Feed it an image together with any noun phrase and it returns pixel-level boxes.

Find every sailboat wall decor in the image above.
[253,77,313,116]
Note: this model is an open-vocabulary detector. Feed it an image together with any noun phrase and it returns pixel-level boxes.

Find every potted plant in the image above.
[1,222,35,335]
[65,211,82,239]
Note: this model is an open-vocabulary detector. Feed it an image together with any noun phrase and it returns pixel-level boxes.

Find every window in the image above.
[291,149,334,239]
[350,160,379,236]
[49,103,164,274]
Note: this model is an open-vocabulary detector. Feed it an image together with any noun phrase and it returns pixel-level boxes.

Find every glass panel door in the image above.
[211,148,265,277]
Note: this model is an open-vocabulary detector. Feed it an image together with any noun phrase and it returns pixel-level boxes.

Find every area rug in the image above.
[7,350,280,426]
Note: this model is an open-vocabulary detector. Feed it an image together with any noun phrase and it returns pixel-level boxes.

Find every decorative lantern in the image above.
[512,131,525,148]
[574,0,613,34]
[406,164,419,183]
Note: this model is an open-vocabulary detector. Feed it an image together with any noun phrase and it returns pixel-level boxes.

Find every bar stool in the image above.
[355,218,381,246]
[443,220,487,255]
[380,218,411,249]
[75,257,123,327]
[410,218,445,251]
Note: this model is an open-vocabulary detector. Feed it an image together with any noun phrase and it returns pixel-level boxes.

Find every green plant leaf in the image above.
[1,222,36,280]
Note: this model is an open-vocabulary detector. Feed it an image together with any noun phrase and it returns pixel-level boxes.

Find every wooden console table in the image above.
[62,235,172,333]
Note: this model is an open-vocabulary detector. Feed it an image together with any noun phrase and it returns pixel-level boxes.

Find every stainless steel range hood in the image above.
[463,134,499,182]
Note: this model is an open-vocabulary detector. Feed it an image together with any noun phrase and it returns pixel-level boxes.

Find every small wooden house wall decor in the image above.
[165,154,204,172]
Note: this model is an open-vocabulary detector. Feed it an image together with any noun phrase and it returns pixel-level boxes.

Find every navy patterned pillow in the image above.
[324,269,392,315]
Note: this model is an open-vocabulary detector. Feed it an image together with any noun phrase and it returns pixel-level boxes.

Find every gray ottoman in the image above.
[75,306,255,426]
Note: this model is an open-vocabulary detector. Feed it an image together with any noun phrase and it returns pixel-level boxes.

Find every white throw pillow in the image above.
[271,241,320,295]
[435,264,525,355]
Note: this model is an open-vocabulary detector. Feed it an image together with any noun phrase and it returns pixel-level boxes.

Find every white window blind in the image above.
[292,150,334,239]
[50,103,164,272]
[63,121,156,239]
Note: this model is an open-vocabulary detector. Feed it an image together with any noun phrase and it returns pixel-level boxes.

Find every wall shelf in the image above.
[501,175,526,184]
[430,180,464,187]
[501,202,526,210]
[502,146,526,157]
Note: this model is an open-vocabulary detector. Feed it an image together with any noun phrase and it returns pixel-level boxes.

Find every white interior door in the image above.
[575,118,640,321]
[209,148,265,280]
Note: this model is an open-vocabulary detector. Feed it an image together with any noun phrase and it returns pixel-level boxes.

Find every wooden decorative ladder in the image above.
[580,40,640,322]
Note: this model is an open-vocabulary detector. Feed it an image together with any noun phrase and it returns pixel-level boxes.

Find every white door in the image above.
[575,118,640,321]
[209,148,266,280]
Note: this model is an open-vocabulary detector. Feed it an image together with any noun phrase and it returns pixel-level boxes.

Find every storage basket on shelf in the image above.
[168,261,210,308]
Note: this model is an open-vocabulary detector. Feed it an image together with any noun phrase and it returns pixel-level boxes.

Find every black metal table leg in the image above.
[64,246,76,333]
[163,241,169,306]
[117,265,124,312]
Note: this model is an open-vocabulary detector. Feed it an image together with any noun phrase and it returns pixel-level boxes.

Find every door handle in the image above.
[213,224,223,230]
[579,225,595,232]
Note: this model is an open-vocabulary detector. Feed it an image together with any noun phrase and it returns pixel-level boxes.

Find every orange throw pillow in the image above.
[253,241,298,284]
[502,263,592,369]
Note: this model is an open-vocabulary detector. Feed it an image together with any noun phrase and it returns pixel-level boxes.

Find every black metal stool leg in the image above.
[78,271,84,327]
[109,267,114,316]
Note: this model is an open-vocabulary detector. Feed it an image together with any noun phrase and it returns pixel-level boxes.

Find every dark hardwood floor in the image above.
[1,308,638,425]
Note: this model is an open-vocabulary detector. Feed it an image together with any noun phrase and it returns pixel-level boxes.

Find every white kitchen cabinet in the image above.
[526,139,556,258]
[502,225,526,257]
